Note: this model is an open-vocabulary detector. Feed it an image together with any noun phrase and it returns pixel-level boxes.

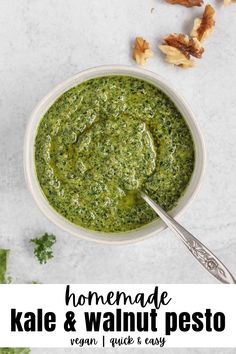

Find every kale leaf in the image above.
[30,233,56,264]
[0,249,9,284]
[0,349,31,354]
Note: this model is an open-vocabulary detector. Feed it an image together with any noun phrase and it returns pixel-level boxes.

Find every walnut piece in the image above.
[165,0,203,7]
[191,4,215,42]
[164,33,204,58]
[133,37,153,65]
[224,0,236,5]
[159,33,204,68]
[159,45,195,68]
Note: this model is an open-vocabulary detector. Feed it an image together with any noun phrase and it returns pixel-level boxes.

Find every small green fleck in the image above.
[30,233,56,265]
[6,275,12,284]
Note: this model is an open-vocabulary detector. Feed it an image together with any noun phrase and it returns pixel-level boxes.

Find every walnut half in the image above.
[165,0,203,7]
[191,4,216,42]
[133,37,153,66]
[159,33,204,68]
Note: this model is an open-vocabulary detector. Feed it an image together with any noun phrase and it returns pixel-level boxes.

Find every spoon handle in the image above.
[142,193,236,284]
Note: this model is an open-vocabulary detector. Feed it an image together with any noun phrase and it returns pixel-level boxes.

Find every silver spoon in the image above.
[141,192,236,284]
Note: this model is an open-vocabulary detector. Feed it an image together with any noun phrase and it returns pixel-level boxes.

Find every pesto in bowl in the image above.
[35,75,195,232]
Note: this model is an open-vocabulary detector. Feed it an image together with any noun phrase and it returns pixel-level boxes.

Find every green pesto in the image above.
[35,76,195,232]
[0,249,9,284]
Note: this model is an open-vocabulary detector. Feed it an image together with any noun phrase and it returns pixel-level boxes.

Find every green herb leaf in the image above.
[30,233,56,265]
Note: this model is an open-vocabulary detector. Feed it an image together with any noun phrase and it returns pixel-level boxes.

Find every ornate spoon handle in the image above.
[141,192,236,284]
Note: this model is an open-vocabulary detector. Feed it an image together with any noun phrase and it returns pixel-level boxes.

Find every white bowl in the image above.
[24,65,206,244]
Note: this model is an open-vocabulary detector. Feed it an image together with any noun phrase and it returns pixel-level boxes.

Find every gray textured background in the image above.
[0,0,235,352]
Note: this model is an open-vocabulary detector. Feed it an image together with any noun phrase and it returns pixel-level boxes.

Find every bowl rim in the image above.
[24,65,206,245]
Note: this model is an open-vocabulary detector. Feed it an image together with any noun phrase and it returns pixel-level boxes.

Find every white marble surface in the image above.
[0,0,236,353]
